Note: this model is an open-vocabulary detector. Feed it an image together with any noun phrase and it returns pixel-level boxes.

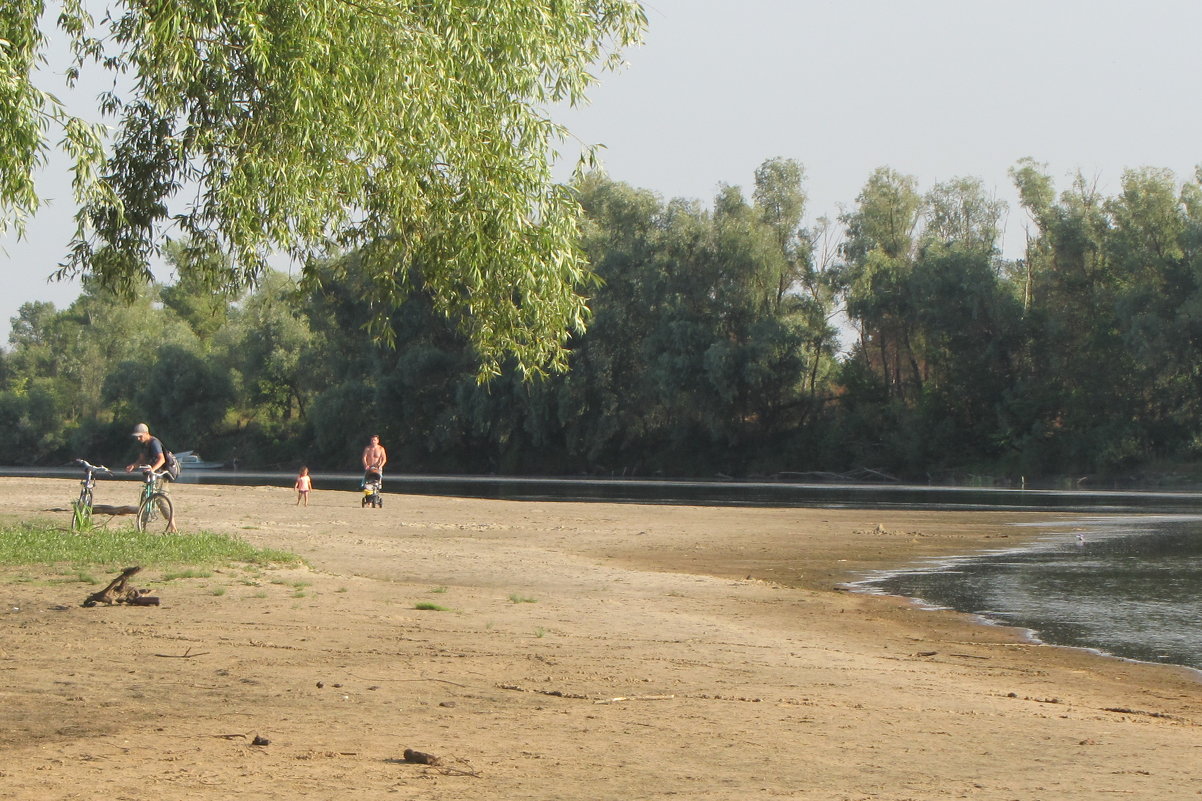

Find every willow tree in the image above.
[1,0,646,376]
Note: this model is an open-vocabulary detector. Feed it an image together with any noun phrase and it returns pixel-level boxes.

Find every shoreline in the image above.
[848,516,1202,676]
[3,478,1201,800]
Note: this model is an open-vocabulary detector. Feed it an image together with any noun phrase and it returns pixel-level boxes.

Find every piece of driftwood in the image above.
[82,566,161,607]
[397,749,480,777]
[154,647,209,659]
[403,749,440,765]
[90,504,140,517]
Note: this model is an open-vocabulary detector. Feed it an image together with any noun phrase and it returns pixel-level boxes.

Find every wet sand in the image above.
[1,477,1199,800]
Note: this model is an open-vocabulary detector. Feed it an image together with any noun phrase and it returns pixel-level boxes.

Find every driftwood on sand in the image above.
[82,566,161,607]
[90,504,140,517]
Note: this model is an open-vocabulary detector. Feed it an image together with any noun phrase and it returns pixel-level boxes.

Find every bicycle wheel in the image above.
[70,496,92,533]
[136,493,174,533]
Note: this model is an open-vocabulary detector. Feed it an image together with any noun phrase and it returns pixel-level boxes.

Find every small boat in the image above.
[174,450,225,470]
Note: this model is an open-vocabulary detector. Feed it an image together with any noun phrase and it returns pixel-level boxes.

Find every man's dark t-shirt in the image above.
[141,436,165,467]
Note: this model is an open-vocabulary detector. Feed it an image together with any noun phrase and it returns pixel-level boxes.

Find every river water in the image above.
[12,468,1202,672]
[856,515,1202,672]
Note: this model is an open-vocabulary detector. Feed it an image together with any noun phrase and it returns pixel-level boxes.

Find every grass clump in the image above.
[49,570,98,585]
[414,601,450,612]
[162,569,213,581]
[508,593,537,604]
[0,521,301,570]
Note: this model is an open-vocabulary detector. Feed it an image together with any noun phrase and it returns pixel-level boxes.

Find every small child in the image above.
[295,466,312,506]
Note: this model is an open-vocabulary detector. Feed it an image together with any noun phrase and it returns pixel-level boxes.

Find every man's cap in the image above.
[131,423,149,437]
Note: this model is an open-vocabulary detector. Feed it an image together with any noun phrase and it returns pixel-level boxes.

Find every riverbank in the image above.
[2,478,1199,800]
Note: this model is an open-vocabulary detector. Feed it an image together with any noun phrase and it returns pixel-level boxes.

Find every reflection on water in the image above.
[859,517,1202,671]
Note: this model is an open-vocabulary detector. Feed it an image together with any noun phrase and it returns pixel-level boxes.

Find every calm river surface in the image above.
[857,515,1202,672]
[10,468,1202,671]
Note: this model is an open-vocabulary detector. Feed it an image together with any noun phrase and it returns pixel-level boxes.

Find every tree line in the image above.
[5,158,1202,483]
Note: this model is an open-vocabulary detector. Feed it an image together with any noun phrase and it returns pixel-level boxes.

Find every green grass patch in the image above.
[414,601,450,612]
[508,593,537,604]
[430,585,448,594]
[48,570,98,585]
[0,521,301,570]
[162,569,213,581]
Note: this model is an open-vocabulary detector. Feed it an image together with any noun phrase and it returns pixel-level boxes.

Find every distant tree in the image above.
[568,170,829,475]
[0,383,63,463]
[1106,168,1202,458]
[159,242,242,345]
[219,271,314,422]
[752,157,809,310]
[5,301,59,385]
[130,345,235,448]
[836,167,924,399]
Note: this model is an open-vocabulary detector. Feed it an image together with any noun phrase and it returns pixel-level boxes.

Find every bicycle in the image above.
[71,459,112,532]
[134,465,176,533]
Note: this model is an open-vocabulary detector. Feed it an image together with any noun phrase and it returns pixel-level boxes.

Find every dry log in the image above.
[82,566,160,607]
[403,749,441,765]
[90,504,140,517]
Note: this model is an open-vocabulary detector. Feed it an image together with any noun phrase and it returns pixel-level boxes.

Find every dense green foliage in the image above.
[2,0,645,377]
[6,159,1202,483]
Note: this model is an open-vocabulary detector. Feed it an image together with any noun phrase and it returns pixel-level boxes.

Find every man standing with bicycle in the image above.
[126,423,177,532]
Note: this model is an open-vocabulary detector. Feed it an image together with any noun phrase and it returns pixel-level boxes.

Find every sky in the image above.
[5,0,1202,343]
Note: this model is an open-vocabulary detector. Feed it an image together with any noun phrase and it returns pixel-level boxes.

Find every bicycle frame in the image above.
[133,465,175,533]
[71,459,111,532]
[135,466,167,500]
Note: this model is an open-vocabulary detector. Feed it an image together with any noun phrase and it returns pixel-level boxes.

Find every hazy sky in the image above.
[5,0,1202,342]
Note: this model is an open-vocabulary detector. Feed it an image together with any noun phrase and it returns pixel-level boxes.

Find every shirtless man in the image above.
[362,434,387,482]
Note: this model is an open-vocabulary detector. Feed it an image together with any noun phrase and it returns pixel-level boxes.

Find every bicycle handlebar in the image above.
[134,465,169,478]
[75,459,112,474]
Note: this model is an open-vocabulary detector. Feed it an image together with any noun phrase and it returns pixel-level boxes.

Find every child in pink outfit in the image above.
[295,466,312,506]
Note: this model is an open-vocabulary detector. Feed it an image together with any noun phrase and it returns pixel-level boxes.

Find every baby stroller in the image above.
[361,469,383,508]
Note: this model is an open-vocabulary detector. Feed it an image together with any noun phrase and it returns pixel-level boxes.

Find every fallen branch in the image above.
[1102,707,1187,722]
[402,749,481,777]
[154,647,210,659]
[82,567,161,607]
[496,683,590,700]
[90,504,139,517]
[497,684,674,703]
[593,694,675,705]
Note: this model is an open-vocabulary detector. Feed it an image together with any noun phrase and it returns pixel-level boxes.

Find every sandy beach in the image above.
[1,476,1199,800]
